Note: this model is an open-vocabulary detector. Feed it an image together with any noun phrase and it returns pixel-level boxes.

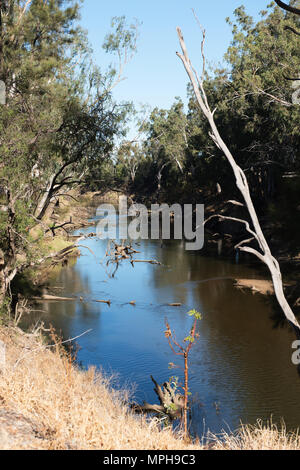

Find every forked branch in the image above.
[274,0,300,15]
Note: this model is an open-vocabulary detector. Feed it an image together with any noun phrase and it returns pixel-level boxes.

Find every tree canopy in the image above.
[0,1,137,308]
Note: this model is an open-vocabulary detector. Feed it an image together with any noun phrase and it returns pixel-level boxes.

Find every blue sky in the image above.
[80,0,271,111]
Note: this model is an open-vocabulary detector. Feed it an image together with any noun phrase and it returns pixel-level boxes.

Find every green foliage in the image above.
[114,3,299,259]
[103,16,139,54]
[184,336,195,344]
[0,1,139,307]
[128,98,188,201]
[188,309,202,320]
[0,296,11,318]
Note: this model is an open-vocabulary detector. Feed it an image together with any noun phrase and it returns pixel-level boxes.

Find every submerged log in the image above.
[31,295,77,302]
[130,259,161,266]
[94,299,111,306]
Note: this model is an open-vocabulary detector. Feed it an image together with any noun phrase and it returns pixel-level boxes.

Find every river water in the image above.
[24,212,300,438]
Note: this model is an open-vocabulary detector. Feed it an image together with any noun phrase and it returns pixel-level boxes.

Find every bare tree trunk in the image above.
[0,268,7,305]
[176,26,300,336]
[34,173,56,220]
[0,188,18,303]
[0,266,17,304]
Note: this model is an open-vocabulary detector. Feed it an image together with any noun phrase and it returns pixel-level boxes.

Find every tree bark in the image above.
[34,173,56,220]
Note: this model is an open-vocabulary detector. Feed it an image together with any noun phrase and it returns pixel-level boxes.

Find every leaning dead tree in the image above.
[176,26,300,338]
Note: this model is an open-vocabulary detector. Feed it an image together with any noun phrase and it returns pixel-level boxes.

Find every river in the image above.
[23,210,300,438]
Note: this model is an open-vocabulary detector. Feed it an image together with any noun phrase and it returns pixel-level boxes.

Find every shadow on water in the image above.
[21,217,300,437]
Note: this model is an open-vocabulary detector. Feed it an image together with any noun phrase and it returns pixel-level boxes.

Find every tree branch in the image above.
[274,0,300,15]
[284,25,300,36]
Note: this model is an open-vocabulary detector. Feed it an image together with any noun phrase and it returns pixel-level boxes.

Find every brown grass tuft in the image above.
[208,421,300,450]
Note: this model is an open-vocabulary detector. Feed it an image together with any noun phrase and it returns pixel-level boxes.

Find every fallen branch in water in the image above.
[130,259,162,266]
[131,375,184,421]
[31,295,77,302]
[106,241,140,261]
[104,241,162,277]
[94,299,111,306]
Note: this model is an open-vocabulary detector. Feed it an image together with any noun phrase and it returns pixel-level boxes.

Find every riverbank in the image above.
[22,190,122,291]
[7,190,300,450]
[0,324,300,450]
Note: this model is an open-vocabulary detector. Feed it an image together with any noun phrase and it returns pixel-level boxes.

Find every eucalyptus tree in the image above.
[0,2,138,309]
[116,141,144,185]
[140,98,188,201]
[0,0,82,306]
[186,4,300,206]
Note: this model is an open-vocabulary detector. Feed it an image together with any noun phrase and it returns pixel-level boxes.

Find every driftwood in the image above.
[105,241,161,277]
[107,242,140,261]
[130,259,161,266]
[94,299,111,306]
[132,376,184,420]
[31,295,77,302]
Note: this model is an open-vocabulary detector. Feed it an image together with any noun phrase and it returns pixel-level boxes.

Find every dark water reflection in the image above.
[23,218,300,437]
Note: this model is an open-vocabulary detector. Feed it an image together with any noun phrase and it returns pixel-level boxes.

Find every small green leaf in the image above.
[188,309,202,320]
[184,336,195,343]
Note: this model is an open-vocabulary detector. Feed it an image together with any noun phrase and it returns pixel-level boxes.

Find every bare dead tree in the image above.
[176,26,300,338]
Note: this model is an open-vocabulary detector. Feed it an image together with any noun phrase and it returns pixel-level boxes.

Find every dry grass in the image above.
[0,326,200,450]
[209,421,300,450]
[0,325,299,450]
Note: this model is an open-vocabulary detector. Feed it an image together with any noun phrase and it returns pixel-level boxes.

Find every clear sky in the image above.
[80,0,271,111]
